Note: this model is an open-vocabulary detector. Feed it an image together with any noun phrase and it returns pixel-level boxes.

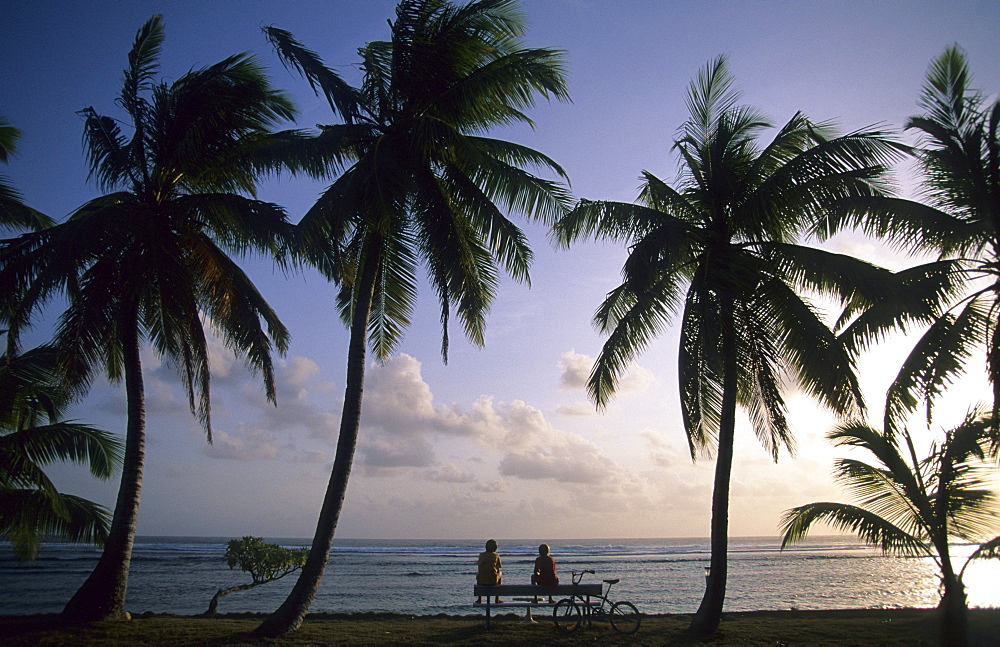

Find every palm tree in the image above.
[0,15,293,622]
[780,411,1000,647]
[817,46,1000,432]
[254,0,569,636]
[553,56,910,638]
[0,117,52,232]
[1,342,123,561]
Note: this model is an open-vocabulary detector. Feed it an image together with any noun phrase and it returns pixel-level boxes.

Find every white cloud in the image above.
[557,350,654,395]
[558,350,592,391]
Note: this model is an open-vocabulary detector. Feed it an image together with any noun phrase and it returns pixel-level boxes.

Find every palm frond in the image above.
[780,501,929,557]
[0,490,112,561]
[264,26,363,123]
[885,296,988,431]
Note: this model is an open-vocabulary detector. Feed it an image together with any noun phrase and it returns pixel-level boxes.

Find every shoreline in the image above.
[4,607,999,645]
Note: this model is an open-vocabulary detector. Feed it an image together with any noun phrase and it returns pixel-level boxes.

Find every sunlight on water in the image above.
[1,536,996,615]
[952,545,1000,609]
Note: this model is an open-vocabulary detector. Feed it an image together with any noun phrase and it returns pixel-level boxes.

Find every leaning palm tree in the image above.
[780,410,1000,647]
[0,15,293,622]
[1,342,123,561]
[254,0,569,636]
[0,117,52,232]
[554,56,912,638]
[817,46,1000,433]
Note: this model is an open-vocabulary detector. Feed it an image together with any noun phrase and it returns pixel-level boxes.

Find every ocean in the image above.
[2,536,997,617]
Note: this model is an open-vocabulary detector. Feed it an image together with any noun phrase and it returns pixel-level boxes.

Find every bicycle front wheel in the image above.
[553,598,581,633]
[609,601,640,634]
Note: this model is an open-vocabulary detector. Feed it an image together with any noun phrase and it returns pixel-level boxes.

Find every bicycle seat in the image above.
[604,578,620,585]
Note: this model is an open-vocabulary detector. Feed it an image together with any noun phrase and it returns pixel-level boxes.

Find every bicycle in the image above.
[553,569,641,634]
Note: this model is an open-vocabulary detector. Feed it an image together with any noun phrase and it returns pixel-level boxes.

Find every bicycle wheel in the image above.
[553,598,581,633]
[609,601,640,634]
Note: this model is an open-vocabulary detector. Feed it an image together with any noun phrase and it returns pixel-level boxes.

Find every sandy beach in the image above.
[3,608,1000,645]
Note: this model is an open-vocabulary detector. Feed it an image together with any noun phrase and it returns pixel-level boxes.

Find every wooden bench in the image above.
[472,583,603,630]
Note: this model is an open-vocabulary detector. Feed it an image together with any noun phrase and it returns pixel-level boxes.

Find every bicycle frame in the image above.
[555,570,641,635]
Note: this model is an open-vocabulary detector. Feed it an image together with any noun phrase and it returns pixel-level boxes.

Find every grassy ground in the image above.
[3,608,999,646]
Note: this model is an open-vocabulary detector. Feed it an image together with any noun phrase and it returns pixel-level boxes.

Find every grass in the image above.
[3,608,1000,646]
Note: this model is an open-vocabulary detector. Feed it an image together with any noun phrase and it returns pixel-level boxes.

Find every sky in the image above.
[2,0,999,541]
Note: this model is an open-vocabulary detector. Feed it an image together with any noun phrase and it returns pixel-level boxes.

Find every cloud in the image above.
[558,350,592,391]
[641,429,687,469]
[360,434,436,472]
[555,401,598,417]
[248,356,340,441]
[204,424,279,461]
[422,463,475,483]
[557,350,654,395]
[346,354,650,502]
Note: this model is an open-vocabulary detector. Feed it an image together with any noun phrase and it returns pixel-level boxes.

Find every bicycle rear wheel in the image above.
[553,598,581,633]
[609,601,640,634]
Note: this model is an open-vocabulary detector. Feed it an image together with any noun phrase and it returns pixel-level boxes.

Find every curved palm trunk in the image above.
[62,324,145,623]
[253,253,379,638]
[690,300,738,639]
[931,437,969,647]
[939,568,968,647]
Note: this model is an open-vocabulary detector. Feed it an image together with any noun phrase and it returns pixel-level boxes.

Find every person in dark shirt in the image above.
[532,543,558,602]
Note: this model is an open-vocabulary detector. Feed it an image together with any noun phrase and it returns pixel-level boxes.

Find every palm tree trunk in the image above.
[939,572,968,647]
[253,251,379,638]
[690,300,738,639]
[62,324,145,623]
[935,537,968,647]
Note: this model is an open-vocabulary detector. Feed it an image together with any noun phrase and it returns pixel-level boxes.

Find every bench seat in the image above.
[473,583,603,630]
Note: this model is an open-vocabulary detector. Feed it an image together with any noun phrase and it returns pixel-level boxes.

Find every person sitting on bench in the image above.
[476,539,503,604]
[531,543,559,602]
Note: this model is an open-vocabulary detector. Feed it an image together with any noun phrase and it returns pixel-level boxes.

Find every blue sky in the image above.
[3,0,999,540]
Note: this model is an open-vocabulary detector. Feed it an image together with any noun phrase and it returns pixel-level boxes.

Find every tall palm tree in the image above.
[1,342,123,561]
[817,46,1000,432]
[254,0,569,636]
[553,56,910,638]
[0,117,52,232]
[0,15,293,622]
[780,411,1000,647]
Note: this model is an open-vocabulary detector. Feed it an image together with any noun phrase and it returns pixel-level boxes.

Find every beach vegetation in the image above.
[0,14,295,622]
[204,537,309,615]
[553,55,912,639]
[0,343,123,561]
[252,0,570,636]
[780,408,1000,646]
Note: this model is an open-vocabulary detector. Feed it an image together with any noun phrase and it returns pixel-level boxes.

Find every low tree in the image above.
[204,537,309,615]
[0,343,123,560]
[780,410,1000,647]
